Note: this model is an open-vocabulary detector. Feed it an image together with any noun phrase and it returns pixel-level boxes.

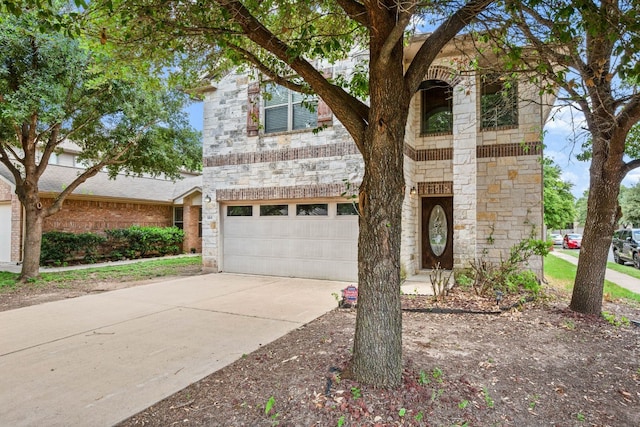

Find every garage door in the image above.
[222,201,358,281]
[0,203,11,262]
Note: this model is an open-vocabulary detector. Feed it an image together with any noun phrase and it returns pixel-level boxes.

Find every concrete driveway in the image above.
[0,273,348,426]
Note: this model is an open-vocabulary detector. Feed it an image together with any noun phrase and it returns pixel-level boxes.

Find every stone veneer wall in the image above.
[201,67,363,270]
[476,148,543,273]
[202,60,545,276]
[41,198,173,233]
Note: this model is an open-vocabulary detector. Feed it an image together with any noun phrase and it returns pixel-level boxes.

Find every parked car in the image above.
[563,234,582,249]
[549,233,563,245]
[612,228,640,267]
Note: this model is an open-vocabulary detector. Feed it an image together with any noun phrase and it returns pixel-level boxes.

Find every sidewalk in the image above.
[0,273,347,426]
[0,254,200,274]
[548,250,640,294]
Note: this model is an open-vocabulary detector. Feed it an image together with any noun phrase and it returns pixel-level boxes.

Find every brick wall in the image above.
[182,194,202,253]
[42,198,173,234]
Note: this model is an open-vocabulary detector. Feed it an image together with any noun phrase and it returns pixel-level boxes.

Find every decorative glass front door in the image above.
[422,197,453,269]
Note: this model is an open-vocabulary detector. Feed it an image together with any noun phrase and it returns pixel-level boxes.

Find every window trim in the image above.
[263,83,317,134]
[480,74,518,130]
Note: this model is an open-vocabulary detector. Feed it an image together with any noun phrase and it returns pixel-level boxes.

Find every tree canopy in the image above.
[0,7,201,280]
[88,0,495,388]
[543,158,576,231]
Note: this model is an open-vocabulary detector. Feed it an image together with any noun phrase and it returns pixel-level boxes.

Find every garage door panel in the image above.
[223,204,357,281]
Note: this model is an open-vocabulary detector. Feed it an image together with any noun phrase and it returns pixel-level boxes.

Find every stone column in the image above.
[452,78,478,269]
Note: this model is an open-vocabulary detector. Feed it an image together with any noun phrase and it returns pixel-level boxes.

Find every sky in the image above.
[186,98,638,200]
[544,104,640,198]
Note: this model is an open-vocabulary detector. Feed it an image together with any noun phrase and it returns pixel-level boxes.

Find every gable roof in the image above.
[0,163,201,204]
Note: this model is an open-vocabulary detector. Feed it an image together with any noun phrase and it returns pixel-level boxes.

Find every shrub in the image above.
[40,226,185,266]
[40,231,106,266]
[105,226,184,258]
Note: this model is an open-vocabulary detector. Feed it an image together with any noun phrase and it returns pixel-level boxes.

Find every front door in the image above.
[422,197,453,270]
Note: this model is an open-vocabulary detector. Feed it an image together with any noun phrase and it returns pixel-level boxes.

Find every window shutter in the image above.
[247,82,260,136]
[317,68,333,127]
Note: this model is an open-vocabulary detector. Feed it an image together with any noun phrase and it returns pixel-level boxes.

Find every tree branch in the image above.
[405,0,493,92]
[215,0,369,149]
[335,0,369,26]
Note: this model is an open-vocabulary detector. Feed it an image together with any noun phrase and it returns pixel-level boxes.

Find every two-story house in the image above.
[200,35,553,281]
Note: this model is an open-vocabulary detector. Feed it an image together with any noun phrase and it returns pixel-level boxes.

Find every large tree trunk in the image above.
[350,30,408,387]
[19,201,44,282]
[570,136,623,314]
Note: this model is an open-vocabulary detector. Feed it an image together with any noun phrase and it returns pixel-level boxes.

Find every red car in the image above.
[563,234,582,249]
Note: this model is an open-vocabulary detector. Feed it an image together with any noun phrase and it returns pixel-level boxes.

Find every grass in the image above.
[0,255,202,292]
[557,248,640,279]
[544,253,640,304]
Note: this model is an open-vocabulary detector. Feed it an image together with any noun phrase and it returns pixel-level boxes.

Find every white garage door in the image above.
[0,203,12,262]
[222,201,358,281]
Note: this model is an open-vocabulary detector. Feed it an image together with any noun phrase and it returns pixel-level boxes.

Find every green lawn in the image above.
[545,253,640,304]
[0,255,202,291]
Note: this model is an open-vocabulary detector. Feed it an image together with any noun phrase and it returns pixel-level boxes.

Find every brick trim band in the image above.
[205,141,541,168]
[417,181,453,196]
[477,142,542,158]
[216,183,359,202]
[204,142,360,167]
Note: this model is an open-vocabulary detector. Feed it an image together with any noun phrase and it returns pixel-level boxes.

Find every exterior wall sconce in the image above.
[204,194,212,203]
[409,186,417,196]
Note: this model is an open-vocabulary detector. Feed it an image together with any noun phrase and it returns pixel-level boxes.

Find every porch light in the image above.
[409,186,417,196]
[204,194,212,203]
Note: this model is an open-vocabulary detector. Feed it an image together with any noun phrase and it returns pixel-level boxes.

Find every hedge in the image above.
[40,226,185,266]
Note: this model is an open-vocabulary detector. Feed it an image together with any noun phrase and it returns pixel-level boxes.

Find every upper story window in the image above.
[264,83,317,134]
[481,74,518,129]
[420,80,453,135]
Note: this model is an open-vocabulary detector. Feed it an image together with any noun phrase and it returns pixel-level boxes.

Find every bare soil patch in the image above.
[117,288,640,427]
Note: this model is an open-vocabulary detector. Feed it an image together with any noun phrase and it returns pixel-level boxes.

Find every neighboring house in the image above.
[0,143,203,263]
[200,35,554,281]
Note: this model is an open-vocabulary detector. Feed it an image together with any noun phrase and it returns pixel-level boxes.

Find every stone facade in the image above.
[201,40,548,278]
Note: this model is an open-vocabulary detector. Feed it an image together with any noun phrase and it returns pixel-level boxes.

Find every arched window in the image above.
[420,80,453,135]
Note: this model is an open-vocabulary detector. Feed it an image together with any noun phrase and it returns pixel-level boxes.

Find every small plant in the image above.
[418,370,429,385]
[264,396,280,425]
[576,412,586,422]
[455,270,474,288]
[350,386,362,399]
[398,408,406,417]
[458,399,469,409]
[431,389,444,402]
[331,292,340,305]
[429,262,452,302]
[482,387,495,408]
[562,320,576,330]
[264,396,276,415]
[432,367,444,383]
[414,411,424,422]
[528,394,540,410]
[602,311,630,327]
[470,224,549,298]
[337,415,345,427]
